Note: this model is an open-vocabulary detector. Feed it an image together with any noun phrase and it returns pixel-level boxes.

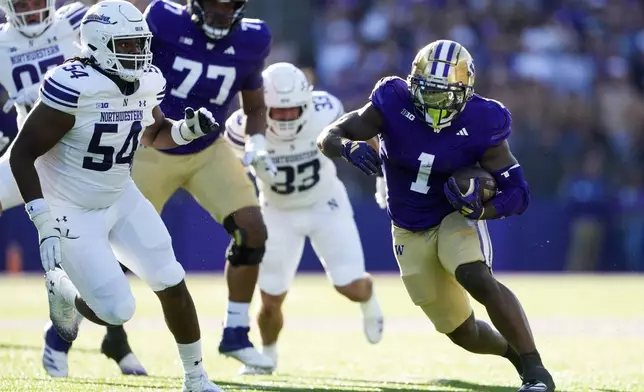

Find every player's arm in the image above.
[10,101,74,203]
[317,102,383,176]
[317,102,382,157]
[241,88,266,137]
[478,140,529,220]
[140,106,218,150]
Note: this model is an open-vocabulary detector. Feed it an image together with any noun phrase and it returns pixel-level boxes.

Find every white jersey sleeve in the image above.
[224,108,246,159]
[56,1,89,32]
[38,63,85,115]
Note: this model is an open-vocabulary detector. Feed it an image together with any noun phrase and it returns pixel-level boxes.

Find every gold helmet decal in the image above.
[408,40,475,131]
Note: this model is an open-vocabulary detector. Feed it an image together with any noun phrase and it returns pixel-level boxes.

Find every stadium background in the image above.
[1,0,643,273]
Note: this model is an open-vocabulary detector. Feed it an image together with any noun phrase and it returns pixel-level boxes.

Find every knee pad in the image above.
[96,294,136,326]
[223,214,265,267]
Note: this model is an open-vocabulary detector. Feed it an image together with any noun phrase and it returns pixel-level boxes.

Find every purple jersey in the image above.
[370,76,511,231]
[144,0,271,155]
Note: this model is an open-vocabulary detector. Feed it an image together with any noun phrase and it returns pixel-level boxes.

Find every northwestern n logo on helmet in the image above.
[82,14,117,25]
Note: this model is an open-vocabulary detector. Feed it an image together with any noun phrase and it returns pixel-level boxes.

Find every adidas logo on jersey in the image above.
[224,46,236,55]
[456,128,468,136]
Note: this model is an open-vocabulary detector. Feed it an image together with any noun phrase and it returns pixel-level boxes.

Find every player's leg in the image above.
[183,139,271,368]
[109,183,222,391]
[242,207,305,374]
[437,212,554,391]
[42,206,138,377]
[309,192,383,344]
[98,262,147,376]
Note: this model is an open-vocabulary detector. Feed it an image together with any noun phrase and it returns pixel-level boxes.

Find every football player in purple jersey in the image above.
[317,40,556,392]
[131,0,274,370]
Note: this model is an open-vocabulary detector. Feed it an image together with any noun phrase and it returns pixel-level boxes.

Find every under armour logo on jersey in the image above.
[9,47,17,53]
[456,128,468,136]
[47,37,57,44]
[55,216,68,223]
[395,244,404,256]
[224,46,236,55]
[400,109,415,121]
[206,43,215,50]
[328,198,338,210]
[139,100,147,107]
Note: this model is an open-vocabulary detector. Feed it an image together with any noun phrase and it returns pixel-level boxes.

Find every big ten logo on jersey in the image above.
[270,150,321,196]
[10,46,64,93]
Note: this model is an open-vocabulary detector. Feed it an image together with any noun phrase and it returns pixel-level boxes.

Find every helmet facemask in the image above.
[408,74,471,132]
[188,0,246,40]
[89,34,153,82]
[3,0,56,38]
[267,104,311,141]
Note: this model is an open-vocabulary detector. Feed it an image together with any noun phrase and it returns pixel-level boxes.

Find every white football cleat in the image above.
[183,372,225,392]
[238,364,274,375]
[45,268,80,342]
[222,347,274,369]
[363,315,384,344]
[42,344,68,377]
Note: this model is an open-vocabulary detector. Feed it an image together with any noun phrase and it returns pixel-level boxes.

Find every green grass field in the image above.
[0,273,643,392]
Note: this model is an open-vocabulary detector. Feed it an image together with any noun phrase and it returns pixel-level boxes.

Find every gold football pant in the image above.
[392,212,493,333]
[132,138,259,221]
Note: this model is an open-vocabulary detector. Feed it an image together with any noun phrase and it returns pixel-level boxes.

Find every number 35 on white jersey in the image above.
[35,61,166,209]
[225,90,345,209]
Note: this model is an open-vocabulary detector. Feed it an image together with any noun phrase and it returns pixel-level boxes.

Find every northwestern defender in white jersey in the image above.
[225,62,384,375]
[9,2,223,391]
[0,0,147,378]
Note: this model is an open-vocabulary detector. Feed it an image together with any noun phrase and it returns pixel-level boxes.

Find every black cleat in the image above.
[100,327,148,376]
[518,366,555,392]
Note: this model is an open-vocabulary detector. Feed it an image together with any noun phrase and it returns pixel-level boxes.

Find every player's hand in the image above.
[0,131,10,154]
[26,199,62,272]
[341,140,381,176]
[3,83,40,113]
[243,134,277,178]
[444,177,484,220]
[375,176,387,209]
[182,107,219,139]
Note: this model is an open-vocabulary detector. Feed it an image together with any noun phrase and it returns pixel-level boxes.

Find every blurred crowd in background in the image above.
[2,0,644,271]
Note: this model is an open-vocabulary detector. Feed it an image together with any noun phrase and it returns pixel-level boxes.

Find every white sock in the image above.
[177,340,204,377]
[360,291,382,319]
[224,301,250,328]
[262,343,277,361]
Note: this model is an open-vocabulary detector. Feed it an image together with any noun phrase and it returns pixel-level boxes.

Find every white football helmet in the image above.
[0,0,56,38]
[79,0,152,82]
[262,62,313,141]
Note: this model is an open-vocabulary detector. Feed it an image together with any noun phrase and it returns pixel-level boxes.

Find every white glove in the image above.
[0,131,10,153]
[171,107,219,145]
[243,134,277,178]
[3,83,40,113]
[26,199,61,272]
[375,176,387,209]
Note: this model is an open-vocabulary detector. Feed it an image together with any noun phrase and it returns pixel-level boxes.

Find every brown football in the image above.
[450,166,497,203]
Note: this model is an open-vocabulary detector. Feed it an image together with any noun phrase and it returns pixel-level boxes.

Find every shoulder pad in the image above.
[39,61,90,114]
[145,0,187,36]
[470,95,512,144]
[312,90,344,125]
[143,65,167,103]
[224,109,246,149]
[234,18,272,60]
[56,1,88,31]
[369,76,409,115]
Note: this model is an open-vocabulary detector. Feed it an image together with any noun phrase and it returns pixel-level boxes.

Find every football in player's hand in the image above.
[450,166,497,203]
